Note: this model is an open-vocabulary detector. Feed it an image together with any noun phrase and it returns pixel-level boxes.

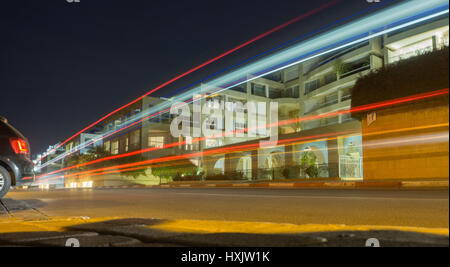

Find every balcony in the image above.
[388,45,433,63]
[341,94,352,102]
[304,68,371,98]
[308,99,339,114]
[305,98,351,115]
[339,64,370,79]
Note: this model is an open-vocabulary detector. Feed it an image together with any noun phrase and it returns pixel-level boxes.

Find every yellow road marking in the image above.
[0,217,447,237]
[149,219,449,236]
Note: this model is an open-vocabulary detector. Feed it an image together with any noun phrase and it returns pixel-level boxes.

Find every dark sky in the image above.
[0,0,399,155]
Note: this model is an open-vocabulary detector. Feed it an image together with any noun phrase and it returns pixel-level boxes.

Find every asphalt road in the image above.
[2,188,449,228]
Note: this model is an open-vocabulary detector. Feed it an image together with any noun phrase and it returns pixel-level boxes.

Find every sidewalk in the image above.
[13,179,449,191]
[157,179,449,189]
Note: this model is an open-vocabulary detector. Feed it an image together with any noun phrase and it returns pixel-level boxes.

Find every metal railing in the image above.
[339,156,363,179]
[340,64,370,79]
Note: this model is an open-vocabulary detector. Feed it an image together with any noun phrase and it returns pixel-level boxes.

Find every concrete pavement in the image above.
[1,188,448,246]
[5,187,449,228]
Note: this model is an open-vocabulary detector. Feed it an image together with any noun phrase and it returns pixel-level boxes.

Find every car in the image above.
[0,115,34,198]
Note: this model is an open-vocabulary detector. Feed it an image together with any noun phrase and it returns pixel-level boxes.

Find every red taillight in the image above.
[10,138,29,155]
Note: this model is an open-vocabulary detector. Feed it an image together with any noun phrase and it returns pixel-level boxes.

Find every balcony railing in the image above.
[305,64,370,96]
[389,46,433,63]
[339,156,363,179]
[340,64,370,79]
[305,99,339,114]
[341,94,352,102]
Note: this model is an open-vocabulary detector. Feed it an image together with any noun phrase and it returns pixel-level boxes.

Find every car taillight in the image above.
[10,138,29,155]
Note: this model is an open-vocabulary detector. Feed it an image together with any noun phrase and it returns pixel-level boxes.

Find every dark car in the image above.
[0,116,34,198]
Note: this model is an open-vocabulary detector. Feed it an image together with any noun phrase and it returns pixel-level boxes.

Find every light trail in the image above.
[36,120,450,183]
[38,131,355,183]
[37,122,449,183]
[36,0,449,170]
[40,0,341,160]
[32,88,449,181]
[90,132,450,180]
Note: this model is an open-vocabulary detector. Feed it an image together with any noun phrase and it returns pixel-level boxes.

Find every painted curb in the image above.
[12,180,448,191]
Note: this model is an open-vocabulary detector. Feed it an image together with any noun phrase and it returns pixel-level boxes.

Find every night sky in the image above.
[0,0,398,156]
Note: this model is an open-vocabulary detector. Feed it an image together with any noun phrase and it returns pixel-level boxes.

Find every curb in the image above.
[89,180,450,190]
[12,180,449,191]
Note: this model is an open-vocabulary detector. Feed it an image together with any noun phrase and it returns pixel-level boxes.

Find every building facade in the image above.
[53,14,449,185]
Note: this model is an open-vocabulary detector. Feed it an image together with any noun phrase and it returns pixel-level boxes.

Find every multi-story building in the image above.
[34,143,66,186]
[64,133,103,155]
[53,11,449,184]
[194,15,449,181]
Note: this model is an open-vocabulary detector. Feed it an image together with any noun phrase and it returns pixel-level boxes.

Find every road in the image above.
[2,188,448,228]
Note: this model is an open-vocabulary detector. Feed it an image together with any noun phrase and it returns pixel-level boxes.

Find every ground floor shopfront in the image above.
[201,120,364,181]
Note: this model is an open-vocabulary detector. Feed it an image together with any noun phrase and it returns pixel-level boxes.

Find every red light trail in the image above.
[38,130,355,183]
[38,122,449,183]
[31,88,449,181]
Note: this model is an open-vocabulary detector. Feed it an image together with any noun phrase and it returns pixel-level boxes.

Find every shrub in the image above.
[351,47,449,118]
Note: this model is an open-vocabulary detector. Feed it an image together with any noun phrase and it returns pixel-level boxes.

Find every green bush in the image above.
[152,157,199,181]
[173,173,202,181]
[204,172,244,181]
[305,165,319,178]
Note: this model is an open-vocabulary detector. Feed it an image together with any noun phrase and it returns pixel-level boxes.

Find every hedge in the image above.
[351,47,449,111]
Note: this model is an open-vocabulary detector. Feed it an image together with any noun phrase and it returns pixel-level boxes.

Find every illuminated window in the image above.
[103,141,110,152]
[119,137,129,153]
[111,140,119,155]
[66,142,74,152]
[324,72,337,84]
[284,65,299,82]
[205,138,223,148]
[235,121,246,133]
[230,84,247,93]
[292,86,300,98]
[263,71,282,82]
[389,38,433,63]
[129,130,140,149]
[124,137,129,152]
[185,136,193,150]
[269,88,281,99]
[148,136,164,148]
[305,79,320,94]
[251,83,267,97]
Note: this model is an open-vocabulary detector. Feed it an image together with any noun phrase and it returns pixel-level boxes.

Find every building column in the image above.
[246,76,252,97]
[327,138,340,178]
[225,153,232,176]
[432,35,438,51]
[251,149,258,180]
[285,144,294,167]
[284,144,295,179]
[338,89,343,124]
